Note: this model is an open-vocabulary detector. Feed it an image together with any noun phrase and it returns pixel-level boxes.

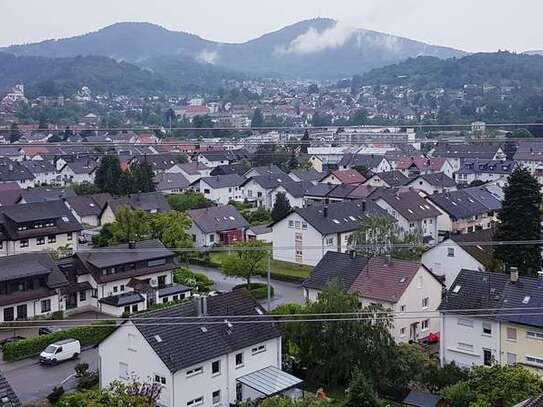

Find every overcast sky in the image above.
[1,0,541,52]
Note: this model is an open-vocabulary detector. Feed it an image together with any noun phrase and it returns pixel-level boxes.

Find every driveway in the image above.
[2,347,98,404]
[190,265,305,309]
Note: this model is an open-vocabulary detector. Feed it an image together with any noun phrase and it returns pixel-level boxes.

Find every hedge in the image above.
[2,321,116,362]
[233,283,275,300]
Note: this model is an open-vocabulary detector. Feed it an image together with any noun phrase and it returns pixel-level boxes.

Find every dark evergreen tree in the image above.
[94,155,122,194]
[271,192,292,222]
[9,123,21,143]
[251,108,265,128]
[117,172,132,195]
[300,129,310,154]
[494,168,542,276]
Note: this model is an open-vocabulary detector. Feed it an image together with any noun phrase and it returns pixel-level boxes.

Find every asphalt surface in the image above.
[190,264,305,309]
[2,348,98,404]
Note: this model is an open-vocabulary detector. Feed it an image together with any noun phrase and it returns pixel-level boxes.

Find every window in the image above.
[527,331,543,340]
[148,258,166,267]
[120,285,125,292]
[187,397,204,406]
[457,342,474,352]
[447,247,455,257]
[211,360,221,375]
[507,327,518,340]
[421,319,429,331]
[422,297,429,309]
[173,295,179,301]
[48,235,56,243]
[483,349,492,366]
[452,284,462,293]
[209,234,215,243]
[302,222,308,230]
[192,234,196,242]
[326,237,334,246]
[235,352,244,367]
[131,304,138,313]
[67,232,73,241]
[20,239,29,248]
[400,305,406,312]
[36,237,45,246]
[113,286,118,293]
[400,327,406,336]
[204,189,210,194]
[41,299,51,313]
[526,356,543,367]
[128,334,136,351]
[288,220,294,228]
[154,374,167,385]
[507,353,517,366]
[79,291,86,302]
[163,297,168,304]
[457,318,473,328]
[417,276,423,289]
[295,233,303,242]
[482,322,492,336]
[212,390,221,404]
[119,362,129,379]
[186,367,203,377]
[251,344,266,355]
[124,306,130,314]
[295,221,300,229]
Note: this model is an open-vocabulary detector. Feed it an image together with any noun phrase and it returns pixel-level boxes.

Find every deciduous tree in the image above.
[221,240,268,289]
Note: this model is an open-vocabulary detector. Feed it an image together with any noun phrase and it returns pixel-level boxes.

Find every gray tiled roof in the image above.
[457,159,516,175]
[242,174,291,190]
[339,154,384,169]
[0,158,34,182]
[375,190,442,221]
[154,173,191,192]
[130,290,280,372]
[449,229,495,267]
[64,159,97,174]
[288,169,323,182]
[513,141,543,162]
[199,174,245,189]
[66,194,112,217]
[108,192,171,214]
[247,165,285,177]
[157,284,191,297]
[19,188,75,204]
[175,162,210,175]
[276,181,315,198]
[0,371,21,406]
[409,173,457,188]
[370,171,410,187]
[100,292,145,307]
[304,183,337,198]
[0,252,68,288]
[187,205,249,233]
[303,251,369,291]
[432,143,502,159]
[21,159,56,174]
[429,188,499,219]
[439,269,543,328]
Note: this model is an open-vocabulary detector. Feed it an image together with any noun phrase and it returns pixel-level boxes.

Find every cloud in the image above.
[282,22,357,55]
[196,50,219,64]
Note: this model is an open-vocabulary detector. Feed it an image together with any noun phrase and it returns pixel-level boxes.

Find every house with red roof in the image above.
[396,157,454,178]
[320,169,366,185]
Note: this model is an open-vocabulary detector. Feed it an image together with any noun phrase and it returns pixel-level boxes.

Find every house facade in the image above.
[195,175,245,205]
[187,205,249,248]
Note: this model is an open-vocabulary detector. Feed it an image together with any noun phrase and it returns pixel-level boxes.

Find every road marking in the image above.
[61,373,76,385]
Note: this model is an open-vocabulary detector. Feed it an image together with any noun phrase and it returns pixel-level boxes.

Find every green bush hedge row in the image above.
[233,283,275,300]
[2,321,116,362]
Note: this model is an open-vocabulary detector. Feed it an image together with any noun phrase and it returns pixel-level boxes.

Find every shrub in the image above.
[173,268,213,292]
[2,322,116,362]
[75,362,90,378]
[51,311,64,320]
[47,386,65,404]
[77,370,99,390]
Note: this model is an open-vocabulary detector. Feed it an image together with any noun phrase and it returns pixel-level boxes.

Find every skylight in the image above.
[523,296,531,304]
[154,335,162,343]
[332,219,340,224]
[452,285,461,293]
[200,326,208,333]
[61,216,70,222]
[228,216,235,220]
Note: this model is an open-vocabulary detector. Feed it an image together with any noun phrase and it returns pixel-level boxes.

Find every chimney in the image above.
[384,255,392,265]
[323,206,328,218]
[200,295,208,316]
[193,295,208,317]
[510,267,519,284]
[128,241,136,249]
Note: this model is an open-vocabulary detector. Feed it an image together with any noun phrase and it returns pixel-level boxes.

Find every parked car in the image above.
[39,326,64,336]
[39,339,80,365]
[0,336,25,349]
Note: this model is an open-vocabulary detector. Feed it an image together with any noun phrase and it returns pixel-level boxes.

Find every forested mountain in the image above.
[358,52,543,89]
[2,18,465,79]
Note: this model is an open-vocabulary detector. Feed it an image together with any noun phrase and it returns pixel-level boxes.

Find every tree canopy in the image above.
[221,240,269,289]
[271,192,292,222]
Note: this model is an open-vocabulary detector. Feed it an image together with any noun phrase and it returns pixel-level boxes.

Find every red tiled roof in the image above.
[348,257,421,303]
[331,169,366,185]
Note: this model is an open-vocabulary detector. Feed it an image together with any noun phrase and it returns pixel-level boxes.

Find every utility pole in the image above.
[267,248,272,312]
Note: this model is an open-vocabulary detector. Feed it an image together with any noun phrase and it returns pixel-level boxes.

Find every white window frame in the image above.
[457,318,473,328]
[119,362,129,380]
[186,366,204,378]
[187,396,204,406]
[235,352,244,368]
[251,344,266,355]
[422,297,429,309]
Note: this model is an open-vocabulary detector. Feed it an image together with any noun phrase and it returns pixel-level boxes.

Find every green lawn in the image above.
[209,251,312,282]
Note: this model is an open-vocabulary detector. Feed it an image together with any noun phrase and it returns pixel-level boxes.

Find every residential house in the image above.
[0,158,35,188]
[320,169,366,185]
[167,162,212,184]
[71,240,179,316]
[101,192,171,225]
[271,182,315,208]
[288,169,323,184]
[270,200,390,266]
[396,157,455,178]
[58,159,97,185]
[439,269,543,374]
[431,143,505,172]
[364,171,410,188]
[187,205,249,247]
[98,290,302,406]
[241,174,291,209]
[422,229,494,288]
[0,252,68,322]
[16,188,75,204]
[456,159,517,187]
[246,225,273,243]
[195,175,245,205]
[131,154,188,175]
[64,193,112,227]
[374,190,441,242]
[303,253,443,342]
[338,154,392,173]
[428,188,501,236]
[302,184,337,205]
[153,173,191,194]
[197,150,249,168]
[0,200,82,256]
[405,173,458,195]
[513,141,543,179]
[210,164,244,176]
[244,165,285,179]
[21,160,58,186]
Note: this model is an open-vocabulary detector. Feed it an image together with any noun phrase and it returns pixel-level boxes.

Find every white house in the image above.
[363,170,410,188]
[0,158,35,189]
[270,200,391,266]
[405,173,458,195]
[241,174,291,209]
[338,154,392,174]
[187,205,249,248]
[98,291,302,407]
[59,159,97,185]
[303,253,443,343]
[195,175,245,205]
[166,162,212,184]
[21,160,58,186]
[421,229,493,288]
[455,160,516,187]
[271,182,314,209]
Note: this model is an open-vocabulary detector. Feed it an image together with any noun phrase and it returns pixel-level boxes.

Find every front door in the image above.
[3,307,14,322]
[66,293,78,310]
[410,322,419,341]
[16,304,27,320]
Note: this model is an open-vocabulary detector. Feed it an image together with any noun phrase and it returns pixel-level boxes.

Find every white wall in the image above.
[199,180,242,205]
[440,315,500,368]
[0,232,78,257]
[0,293,61,323]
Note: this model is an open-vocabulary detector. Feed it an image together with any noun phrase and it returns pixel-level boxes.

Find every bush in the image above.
[173,267,213,292]
[47,386,65,404]
[77,370,99,390]
[233,283,274,300]
[75,362,89,378]
[2,322,116,362]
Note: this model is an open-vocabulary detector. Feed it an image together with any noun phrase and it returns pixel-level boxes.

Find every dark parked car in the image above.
[39,326,64,336]
[0,336,25,349]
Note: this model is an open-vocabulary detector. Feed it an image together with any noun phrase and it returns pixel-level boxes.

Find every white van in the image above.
[39,339,81,365]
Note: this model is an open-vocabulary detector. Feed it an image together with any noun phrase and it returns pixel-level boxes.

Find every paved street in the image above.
[2,348,98,404]
[190,265,305,309]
